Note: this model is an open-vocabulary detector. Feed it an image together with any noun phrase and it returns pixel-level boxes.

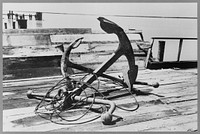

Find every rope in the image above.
[34,74,105,125]
[34,72,140,125]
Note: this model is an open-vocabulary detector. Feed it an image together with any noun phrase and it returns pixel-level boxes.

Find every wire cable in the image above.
[33,68,140,125]
[34,73,106,125]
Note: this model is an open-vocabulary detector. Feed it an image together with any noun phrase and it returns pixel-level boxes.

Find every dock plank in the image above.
[100,113,197,132]
[52,100,197,132]
[3,68,197,132]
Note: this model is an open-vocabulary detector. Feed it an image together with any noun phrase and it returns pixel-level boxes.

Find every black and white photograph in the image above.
[2,2,198,132]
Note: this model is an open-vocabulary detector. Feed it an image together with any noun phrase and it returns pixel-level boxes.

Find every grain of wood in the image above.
[100,113,197,132]
[2,68,197,132]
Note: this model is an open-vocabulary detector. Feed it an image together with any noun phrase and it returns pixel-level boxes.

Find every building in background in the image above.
[3,11,43,29]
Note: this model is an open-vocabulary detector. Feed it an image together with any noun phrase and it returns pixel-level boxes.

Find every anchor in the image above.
[27,17,159,125]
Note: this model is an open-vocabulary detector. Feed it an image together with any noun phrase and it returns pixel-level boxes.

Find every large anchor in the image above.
[65,17,158,95]
[27,17,159,124]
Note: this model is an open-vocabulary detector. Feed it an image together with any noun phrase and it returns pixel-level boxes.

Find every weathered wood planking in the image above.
[99,109,197,131]
[3,68,197,132]
[3,29,149,80]
[3,55,146,80]
[3,28,92,35]
[3,70,197,110]
[3,33,145,57]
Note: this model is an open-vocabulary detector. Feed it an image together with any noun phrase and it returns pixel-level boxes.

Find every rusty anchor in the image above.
[27,17,159,124]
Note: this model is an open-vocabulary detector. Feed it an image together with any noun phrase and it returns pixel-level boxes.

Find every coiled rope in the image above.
[34,73,139,125]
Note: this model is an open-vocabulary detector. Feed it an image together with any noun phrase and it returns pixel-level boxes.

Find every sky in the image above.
[3,3,197,17]
[2,3,197,33]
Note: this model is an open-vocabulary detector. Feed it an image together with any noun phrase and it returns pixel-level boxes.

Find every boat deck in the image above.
[3,68,198,132]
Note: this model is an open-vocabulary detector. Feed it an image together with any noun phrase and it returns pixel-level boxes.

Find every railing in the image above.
[146,37,198,69]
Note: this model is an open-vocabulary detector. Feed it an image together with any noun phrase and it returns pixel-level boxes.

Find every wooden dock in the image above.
[3,68,197,132]
[3,28,148,80]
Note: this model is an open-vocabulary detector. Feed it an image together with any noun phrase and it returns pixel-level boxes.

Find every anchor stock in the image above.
[27,17,159,125]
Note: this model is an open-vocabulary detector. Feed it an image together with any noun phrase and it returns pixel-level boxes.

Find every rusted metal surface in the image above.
[24,17,159,125]
[73,17,137,94]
